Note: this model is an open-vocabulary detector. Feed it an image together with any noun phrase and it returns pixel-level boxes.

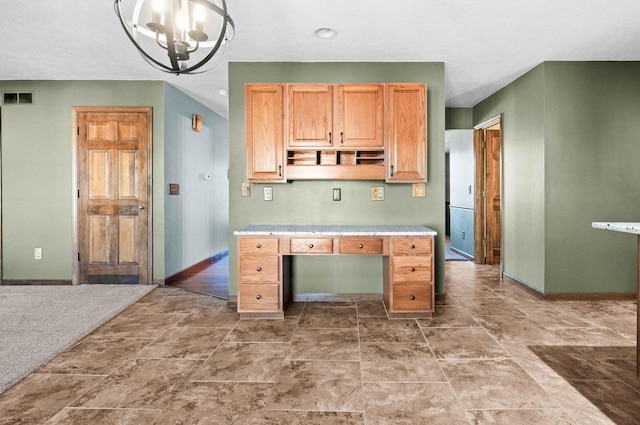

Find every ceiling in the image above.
[2,1,639,118]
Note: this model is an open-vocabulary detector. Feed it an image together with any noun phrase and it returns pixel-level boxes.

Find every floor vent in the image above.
[3,92,33,105]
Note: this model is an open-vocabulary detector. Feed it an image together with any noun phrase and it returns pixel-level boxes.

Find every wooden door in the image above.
[288,84,333,147]
[76,107,151,284]
[386,84,426,182]
[485,129,501,264]
[245,84,285,182]
[338,84,384,147]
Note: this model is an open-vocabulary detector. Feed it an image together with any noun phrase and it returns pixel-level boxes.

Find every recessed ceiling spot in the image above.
[314,27,337,39]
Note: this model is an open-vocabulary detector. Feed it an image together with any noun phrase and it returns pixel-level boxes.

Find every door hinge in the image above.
[481,141,487,148]
[76,126,80,135]
[77,189,80,198]
[482,239,487,246]
[77,252,80,261]
[482,190,486,198]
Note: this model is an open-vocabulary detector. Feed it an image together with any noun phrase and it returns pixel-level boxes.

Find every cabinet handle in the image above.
[256,294,261,300]
[256,267,262,272]
[410,267,415,272]
[309,243,314,249]
[410,295,415,300]
[358,244,363,249]
[390,165,394,177]
[256,243,262,249]
[329,132,332,143]
[410,244,415,249]
[340,131,344,144]
[278,165,282,177]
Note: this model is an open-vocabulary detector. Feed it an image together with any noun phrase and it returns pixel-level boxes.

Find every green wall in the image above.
[474,64,547,292]
[228,62,445,297]
[445,107,473,130]
[543,62,640,293]
[164,84,229,276]
[0,81,166,281]
[0,80,230,283]
[473,62,640,294]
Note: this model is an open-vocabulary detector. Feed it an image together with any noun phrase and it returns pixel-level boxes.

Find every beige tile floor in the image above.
[1,261,639,424]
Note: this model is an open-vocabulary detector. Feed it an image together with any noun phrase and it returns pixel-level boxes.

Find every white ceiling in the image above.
[1,0,639,118]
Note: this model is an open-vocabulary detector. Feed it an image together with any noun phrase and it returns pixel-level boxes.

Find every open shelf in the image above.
[286,149,386,180]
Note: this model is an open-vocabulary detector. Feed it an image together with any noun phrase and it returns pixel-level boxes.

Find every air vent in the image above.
[3,92,33,105]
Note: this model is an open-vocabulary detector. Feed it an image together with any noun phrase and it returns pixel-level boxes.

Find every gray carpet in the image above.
[0,284,155,394]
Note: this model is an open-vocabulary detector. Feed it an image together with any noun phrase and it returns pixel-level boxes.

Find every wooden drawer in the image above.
[239,255,279,282]
[392,237,432,256]
[289,238,333,254]
[339,237,383,254]
[392,283,432,311]
[392,256,432,282]
[239,237,279,254]
[239,283,280,311]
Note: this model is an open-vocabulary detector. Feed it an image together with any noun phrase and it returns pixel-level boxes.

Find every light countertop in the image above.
[234,224,437,236]
[592,222,640,235]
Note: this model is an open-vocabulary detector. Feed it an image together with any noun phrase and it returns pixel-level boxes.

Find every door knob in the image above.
[139,204,146,209]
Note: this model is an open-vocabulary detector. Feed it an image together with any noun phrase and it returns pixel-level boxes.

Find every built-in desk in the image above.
[592,222,640,378]
[234,225,437,319]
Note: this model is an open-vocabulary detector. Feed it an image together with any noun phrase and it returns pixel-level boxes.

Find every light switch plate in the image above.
[263,186,273,201]
[412,183,426,197]
[371,186,384,201]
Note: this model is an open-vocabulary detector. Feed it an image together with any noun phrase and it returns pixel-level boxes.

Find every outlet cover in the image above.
[263,186,273,201]
[371,186,384,201]
[34,247,43,260]
[241,182,251,197]
[412,183,426,197]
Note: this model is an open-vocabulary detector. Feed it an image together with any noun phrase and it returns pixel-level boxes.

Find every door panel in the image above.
[485,129,501,265]
[77,108,151,284]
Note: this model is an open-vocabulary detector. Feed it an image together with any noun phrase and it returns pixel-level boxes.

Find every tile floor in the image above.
[1,261,639,424]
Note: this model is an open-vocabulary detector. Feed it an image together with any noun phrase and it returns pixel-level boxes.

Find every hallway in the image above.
[0,261,638,424]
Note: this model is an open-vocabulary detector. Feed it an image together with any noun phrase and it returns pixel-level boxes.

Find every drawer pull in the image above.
[410,295,415,300]
[256,267,262,272]
[410,244,416,249]
[256,243,262,249]
[256,294,261,300]
[309,243,314,248]
[410,267,415,272]
[358,244,364,249]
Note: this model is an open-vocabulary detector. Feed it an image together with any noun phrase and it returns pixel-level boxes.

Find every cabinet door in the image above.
[338,84,384,147]
[386,84,426,182]
[246,84,285,182]
[288,84,333,147]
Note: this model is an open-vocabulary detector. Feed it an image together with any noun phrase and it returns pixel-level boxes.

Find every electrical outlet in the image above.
[241,182,251,197]
[371,186,384,201]
[34,247,43,260]
[263,186,273,201]
[412,183,426,197]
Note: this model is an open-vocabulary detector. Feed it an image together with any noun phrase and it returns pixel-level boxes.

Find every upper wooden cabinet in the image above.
[245,84,285,182]
[245,82,426,183]
[338,84,384,147]
[386,84,427,182]
[288,84,333,147]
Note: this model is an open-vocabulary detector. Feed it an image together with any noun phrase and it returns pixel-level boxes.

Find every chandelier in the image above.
[114,0,234,74]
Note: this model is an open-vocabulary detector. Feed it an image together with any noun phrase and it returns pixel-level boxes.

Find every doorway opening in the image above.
[474,115,502,267]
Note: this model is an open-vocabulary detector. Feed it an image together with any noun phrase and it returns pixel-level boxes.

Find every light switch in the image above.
[241,182,251,197]
[412,183,426,197]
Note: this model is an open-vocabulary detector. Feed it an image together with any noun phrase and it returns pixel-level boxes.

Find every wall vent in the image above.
[3,92,33,105]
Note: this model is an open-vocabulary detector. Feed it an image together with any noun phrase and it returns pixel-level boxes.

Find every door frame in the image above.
[71,106,153,285]
[473,114,503,271]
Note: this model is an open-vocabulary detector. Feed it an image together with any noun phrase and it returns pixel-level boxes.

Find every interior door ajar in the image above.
[76,107,152,284]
